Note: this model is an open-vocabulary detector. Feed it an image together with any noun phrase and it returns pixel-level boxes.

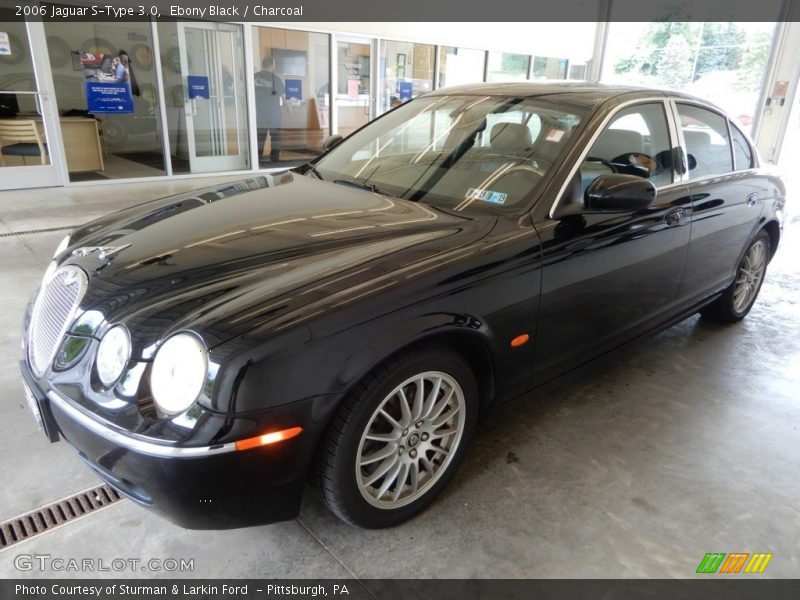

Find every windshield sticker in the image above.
[545,129,565,142]
[466,188,508,205]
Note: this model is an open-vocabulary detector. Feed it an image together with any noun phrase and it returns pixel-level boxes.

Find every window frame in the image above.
[729,120,755,171]
[674,101,737,182]
[583,100,677,192]
[548,97,682,219]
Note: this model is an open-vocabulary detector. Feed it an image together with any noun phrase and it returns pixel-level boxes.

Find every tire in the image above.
[701,230,770,323]
[312,344,478,528]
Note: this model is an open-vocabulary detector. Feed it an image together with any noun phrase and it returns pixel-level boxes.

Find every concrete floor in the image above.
[0,178,798,579]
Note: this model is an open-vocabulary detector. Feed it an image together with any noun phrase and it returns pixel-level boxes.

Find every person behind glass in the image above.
[111,56,128,83]
[254,56,285,163]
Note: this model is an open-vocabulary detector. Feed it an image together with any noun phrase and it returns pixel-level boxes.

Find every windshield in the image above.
[314,94,584,212]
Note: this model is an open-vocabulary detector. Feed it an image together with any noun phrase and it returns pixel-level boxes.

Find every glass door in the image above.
[177,22,248,173]
[336,37,374,138]
[0,16,64,189]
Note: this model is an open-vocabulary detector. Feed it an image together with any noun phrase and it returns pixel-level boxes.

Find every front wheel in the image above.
[701,231,770,323]
[312,345,478,528]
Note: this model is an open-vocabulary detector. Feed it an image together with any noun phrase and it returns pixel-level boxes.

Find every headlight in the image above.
[150,333,207,415]
[96,325,131,386]
[53,234,70,258]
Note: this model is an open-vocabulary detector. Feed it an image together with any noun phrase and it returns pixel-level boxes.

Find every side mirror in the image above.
[584,173,656,212]
[322,135,344,153]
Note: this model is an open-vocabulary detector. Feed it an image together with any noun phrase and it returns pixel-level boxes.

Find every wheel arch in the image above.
[336,325,498,418]
[761,219,780,260]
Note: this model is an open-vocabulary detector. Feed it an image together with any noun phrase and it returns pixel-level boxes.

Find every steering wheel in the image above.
[584,156,618,172]
[482,152,548,177]
[611,152,657,176]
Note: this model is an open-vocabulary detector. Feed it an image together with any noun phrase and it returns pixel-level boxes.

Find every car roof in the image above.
[426,82,718,111]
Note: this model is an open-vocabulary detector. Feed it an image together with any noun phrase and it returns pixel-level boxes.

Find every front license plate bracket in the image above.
[20,362,61,443]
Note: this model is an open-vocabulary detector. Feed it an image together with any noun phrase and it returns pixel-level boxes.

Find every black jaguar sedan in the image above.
[21,83,785,529]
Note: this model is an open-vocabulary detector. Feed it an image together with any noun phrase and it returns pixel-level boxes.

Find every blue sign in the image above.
[285,79,302,101]
[85,81,133,114]
[398,81,413,101]
[187,75,210,100]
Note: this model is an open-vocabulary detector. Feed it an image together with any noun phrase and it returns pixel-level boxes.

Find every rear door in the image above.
[531,99,693,382]
[673,102,765,307]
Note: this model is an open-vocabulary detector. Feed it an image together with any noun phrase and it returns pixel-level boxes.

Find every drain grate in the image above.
[0,484,123,549]
[0,225,77,238]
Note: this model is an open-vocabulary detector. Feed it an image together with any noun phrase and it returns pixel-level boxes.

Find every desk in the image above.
[58,117,104,172]
[4,116,104,173]
[268,99,327,154]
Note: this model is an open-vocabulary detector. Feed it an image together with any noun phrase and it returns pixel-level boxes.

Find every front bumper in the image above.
[20,360,313,530]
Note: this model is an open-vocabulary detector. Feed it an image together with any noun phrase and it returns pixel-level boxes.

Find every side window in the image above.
[730,124,753,170]
[676,104,733,180]
[581,103,673,193]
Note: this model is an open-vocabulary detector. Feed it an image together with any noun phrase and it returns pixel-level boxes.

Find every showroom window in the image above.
[42,14,167,181]
[437,46,486,89]
[486,52,530,82]
[379,40,434,114]
[730,123,753,170]
[336,38,373,138]
[582,103,674,191]
[676,103,733,180]
[531,56,569,80]
[601,17,777,133]
[252,26,331,167]
[0,13,56,187]
[157,21,249,175]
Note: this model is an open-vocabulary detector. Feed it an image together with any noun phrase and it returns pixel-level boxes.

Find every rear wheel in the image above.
[701,231,770,323]
[312,345,478,528]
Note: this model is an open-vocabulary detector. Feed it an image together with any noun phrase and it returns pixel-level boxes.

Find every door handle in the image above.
[665,208,686,226]
[746,193,759,206]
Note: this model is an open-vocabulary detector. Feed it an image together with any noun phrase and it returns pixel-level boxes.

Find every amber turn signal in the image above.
[235,426,303,451]
[510,334,530,347]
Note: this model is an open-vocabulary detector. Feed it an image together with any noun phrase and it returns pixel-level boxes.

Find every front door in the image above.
[0,17,64,189]
[177,22,248,173]
[532,101,693,382]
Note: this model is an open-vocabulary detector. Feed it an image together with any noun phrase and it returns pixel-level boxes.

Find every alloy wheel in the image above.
[355,371,466,509]
[733,240,767,314]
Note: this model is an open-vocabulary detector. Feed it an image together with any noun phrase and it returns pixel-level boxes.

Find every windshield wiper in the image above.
[293,161,324,180]
[333,179,387,196]
[307,164,324,180]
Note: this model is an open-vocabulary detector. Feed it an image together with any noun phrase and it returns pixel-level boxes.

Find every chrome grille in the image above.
[28,266,88,377]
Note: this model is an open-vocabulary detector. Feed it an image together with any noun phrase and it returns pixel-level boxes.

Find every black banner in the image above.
[2,580,800,600]
[0,0,793,22]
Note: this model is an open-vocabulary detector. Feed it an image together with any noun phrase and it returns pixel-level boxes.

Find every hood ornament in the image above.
[72,244,131,261]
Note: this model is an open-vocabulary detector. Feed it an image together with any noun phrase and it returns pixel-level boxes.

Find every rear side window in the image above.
[731,124,754,170]
[677,104,733,180]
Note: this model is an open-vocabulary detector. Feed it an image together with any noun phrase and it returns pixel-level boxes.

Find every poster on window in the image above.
[347,79,360,99]
[80,51,134,113]
[0,32,11,56]
[187,75,210,100]
[398,81,413,101]
[285,79,302,100]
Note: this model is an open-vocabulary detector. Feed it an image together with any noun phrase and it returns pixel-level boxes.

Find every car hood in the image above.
[63,174,496,356]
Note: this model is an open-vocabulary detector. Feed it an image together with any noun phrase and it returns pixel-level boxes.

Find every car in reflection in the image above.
[20,83,784,529]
